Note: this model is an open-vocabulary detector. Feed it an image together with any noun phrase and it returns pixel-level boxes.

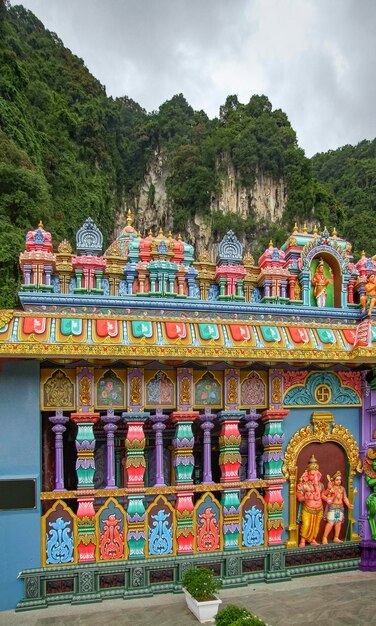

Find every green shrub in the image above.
[215,604,250,626]
[182,567,222,601]
[232,615,266,626]
[215,604,266,626]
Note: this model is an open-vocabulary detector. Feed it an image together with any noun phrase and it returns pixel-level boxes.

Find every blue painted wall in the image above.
[0,360,40,611]
[281,406,361,541]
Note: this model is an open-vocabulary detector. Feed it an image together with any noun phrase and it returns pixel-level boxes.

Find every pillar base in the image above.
[360,540,376,571]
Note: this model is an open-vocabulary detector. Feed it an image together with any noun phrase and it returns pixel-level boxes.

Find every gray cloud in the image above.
[9,0,376,156]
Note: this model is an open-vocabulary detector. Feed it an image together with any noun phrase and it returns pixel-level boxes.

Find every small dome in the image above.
[25,221,53,253]
[258,240,285,269]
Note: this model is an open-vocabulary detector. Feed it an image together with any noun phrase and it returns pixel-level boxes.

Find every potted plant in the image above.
[182,566,222,623]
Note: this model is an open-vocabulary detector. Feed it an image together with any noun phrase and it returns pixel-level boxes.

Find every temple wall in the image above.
[0,361,41,610]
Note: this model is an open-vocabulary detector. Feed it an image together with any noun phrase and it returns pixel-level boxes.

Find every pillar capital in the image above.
[122,412,149,488]
[170,410,199,423]
[71,411,99,425]
[261,409,289,422]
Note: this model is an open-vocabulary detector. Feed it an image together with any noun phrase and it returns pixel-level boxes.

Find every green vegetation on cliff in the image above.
[0,1,375,306]
[312,140,376,257]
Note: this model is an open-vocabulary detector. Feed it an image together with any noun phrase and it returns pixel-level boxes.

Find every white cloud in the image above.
[9,0,376,156]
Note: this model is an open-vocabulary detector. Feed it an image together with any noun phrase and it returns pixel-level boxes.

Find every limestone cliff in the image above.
[212,154,286,222]
[133,150,287,260]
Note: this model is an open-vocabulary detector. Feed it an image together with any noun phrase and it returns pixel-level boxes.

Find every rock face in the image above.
[121,151,287,260]
[211,155,286,223]
[137,150,171,234]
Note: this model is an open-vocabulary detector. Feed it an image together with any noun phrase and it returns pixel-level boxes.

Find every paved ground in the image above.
[0,570,375,625]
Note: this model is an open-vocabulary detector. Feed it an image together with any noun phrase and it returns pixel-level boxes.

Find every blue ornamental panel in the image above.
[44,502,75,565]
[147,497,174,556]
[242,506,264,547]
[241,491,265,548]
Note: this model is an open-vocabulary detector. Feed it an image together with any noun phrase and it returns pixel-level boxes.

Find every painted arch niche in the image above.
[310,255,340,307]
[297,442,347,543]
[282,412,362,548]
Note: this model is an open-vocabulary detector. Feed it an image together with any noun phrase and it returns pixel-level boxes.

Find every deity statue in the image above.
[311,259,333,307]
[322,470,353,544]
[296,455,324,547]
[364,448,376,540]
[360,273,376,316]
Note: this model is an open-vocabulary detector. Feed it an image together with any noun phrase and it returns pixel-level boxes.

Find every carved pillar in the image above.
[221,489,241,551]
[102,409,120,488]
[264,278,271,298]
[177,273,185,296]
[186,268,198,297]
[288,275,297,300]
[44,265,52,287]
[300,269,310,305]
[200,409,216,483]
[244,410,260,480]
[261,409,289,545]
[280,279,288,299]
[218,410,243,482]
[94,269,103,291]
[124,262,137,295]
[71,411,99,562]
[23,263,32,285]
[171,411,198,555]
[347,278,356,304]
[71,412,99,488]
[217,410,243,551]
[49,410,69,491]
[171,411,198,484]
[151,409,169,486]
[236,278,244,299]
[122,412,149,487]
[218,277,226,298]
[127,495,146,559]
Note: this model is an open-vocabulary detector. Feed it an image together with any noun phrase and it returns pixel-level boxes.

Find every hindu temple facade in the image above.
[1,214,376,611]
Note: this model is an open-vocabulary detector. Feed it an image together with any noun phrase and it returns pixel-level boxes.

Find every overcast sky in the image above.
[10,0,376,156]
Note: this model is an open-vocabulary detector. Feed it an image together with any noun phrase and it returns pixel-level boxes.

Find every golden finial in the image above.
[168,231,173,239]
[361,250,366,257]
[126,209,133,226]
[138,231,142,238]
[148,229,153,237]
[158,227,163,236]
[178,234,182,241]
[313,224,318,234]
[332,227,337,237]
[293,223,298,233]
[269,239,274,248]
[38,220,44,229]
[303,223,308,233]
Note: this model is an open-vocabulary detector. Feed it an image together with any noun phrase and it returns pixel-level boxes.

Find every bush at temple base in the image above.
[182,567,222,601]
[215,604,267,626]
[182,567,223,622]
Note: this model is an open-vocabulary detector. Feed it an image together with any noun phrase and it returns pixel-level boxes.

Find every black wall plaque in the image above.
[0,478,36,510]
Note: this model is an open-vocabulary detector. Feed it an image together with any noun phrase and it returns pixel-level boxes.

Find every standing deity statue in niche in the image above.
[360,273,376,316]
[311,259,333,307]
[364,448,376,540]
[296,455,324,547]
[322,470,353,544]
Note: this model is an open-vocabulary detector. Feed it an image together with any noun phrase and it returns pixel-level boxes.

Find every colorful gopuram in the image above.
[2,213,376,611]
